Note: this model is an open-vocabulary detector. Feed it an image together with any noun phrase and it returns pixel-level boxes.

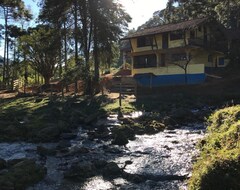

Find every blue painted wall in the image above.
[134,73,206,87]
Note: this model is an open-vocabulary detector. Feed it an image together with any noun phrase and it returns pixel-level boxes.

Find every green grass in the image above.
[0,94,137,142]
[188,106,240,190]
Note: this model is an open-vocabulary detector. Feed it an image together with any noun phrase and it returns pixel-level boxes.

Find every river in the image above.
[0,113,205,190]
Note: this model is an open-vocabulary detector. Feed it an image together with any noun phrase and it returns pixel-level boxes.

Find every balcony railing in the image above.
[188,38,204,47]
[187,38,228,53]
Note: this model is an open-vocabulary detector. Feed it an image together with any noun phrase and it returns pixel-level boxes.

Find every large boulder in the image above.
[102,162,122,178]
[64,162,96,181]
[37,146,56,157]
[112,131,129,146]
[0,159,46,190]
[35,125,61,142]
[170,108,194,123]
[145,120,165,134]
[0,158,6,170]
[84,112,106,125]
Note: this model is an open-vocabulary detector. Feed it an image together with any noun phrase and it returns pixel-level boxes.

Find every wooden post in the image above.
[61,82,64,97]
[50,84,53,97]
[119,79,122,107]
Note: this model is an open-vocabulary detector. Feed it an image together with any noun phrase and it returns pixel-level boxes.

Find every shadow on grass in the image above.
[0,95,110,142]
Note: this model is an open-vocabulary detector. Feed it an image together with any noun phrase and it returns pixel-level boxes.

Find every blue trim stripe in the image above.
[134,73,206,87]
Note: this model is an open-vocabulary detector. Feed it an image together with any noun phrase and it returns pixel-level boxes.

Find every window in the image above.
[171,53,187,62]
[208,54,213,62]
[170,31,184,41]
[134,54,157,68]
[219,57,225,65]
[137,36,153,47]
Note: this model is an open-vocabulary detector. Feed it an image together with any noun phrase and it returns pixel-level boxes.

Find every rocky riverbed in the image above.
[0,111,206,190]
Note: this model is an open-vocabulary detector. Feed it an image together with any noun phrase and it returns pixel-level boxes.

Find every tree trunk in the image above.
[64,20,69,92]
[74,0,79,95]
[44,76,50,85]
[3,7,8,87]
[93,24,99,83]
[58,48,62,78]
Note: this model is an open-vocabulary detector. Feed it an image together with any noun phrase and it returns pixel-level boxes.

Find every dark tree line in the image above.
[138,0,240,29]
[37,0,131,91]
[0,0,131,93]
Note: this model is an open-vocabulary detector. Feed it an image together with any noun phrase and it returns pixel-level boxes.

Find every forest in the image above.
[0,0,240,190]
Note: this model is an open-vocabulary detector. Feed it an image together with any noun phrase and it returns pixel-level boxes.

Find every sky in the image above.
[0,0,168,56]
[23,0,168,29]
[119,0,168,29]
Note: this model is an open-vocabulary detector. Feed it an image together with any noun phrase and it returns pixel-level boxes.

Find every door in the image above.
[162,33,168,49]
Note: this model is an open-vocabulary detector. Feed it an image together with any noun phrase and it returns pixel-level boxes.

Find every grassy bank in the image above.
[188,106,240,190]
[0,94,136,142]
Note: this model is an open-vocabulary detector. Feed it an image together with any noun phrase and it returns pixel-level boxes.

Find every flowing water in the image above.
[0,112,205,190]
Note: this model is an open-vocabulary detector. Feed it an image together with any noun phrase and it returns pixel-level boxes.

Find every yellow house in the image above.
[122,17,228,86]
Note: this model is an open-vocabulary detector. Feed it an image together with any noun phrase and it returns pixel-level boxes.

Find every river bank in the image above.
[0,90,239,189]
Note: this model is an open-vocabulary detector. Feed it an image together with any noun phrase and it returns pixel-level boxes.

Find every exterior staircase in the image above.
[110,76,137,96]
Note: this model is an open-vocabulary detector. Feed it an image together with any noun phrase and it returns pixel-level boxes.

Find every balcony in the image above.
[187,38,228,53]
[187,38,204,47]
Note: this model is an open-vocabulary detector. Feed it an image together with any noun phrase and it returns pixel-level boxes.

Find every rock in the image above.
[84,112,105,124]
[34,98,43,103]
[146,180,157,187]
[36,125,61,142]
[96,124,109,134]
[104,147,122,154]
[7,159,26,167]
[68,146,89,155]
[0,180,15,190]
[162,116,177,126]
[166,125,175,130]
[3,125,21,141]
[125,160,133,165]
[171,140,179,144]
[93,160,108,169]
[60,133,77,140]
[123,172,144,183]
[144,120,165,134]
[112,132,129,146]
[0,158,7,170]
[102,162,122,178]
[145,125,157,134]
[117,109,123,120]
[64,162,96,180]
[69,111,86,126]
[120,118,134,125]
[0,159,46,190]
[171,108,194,123]
[37,146,56,156]
[57,140,71,149]
[0,169,8,175]
[122,160,133,170]
[88,131,110,140]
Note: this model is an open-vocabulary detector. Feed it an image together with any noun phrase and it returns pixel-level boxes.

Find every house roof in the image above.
[122,17,208,40]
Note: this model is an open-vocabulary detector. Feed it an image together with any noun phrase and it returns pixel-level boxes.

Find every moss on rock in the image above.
[188,106,240,190]
[0,159,46,190]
